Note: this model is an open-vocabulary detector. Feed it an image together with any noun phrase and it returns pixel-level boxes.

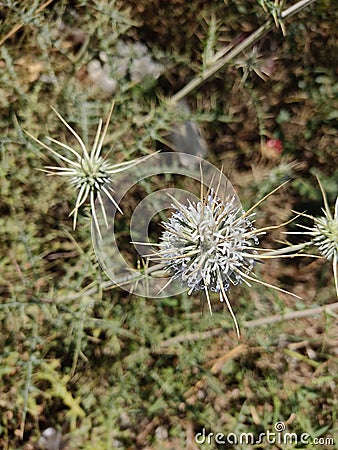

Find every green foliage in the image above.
[0,0,337,449]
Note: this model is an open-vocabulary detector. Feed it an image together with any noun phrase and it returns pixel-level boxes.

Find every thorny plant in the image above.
[24,0,318,238]
[234,46,273,84]
[0,1,338,448]
[151,178,308,338]
[23,0,328,338]
[21,0,330,334]
[287,178,338,297]
[258,0,287,35]
[167,0,317,106]
[25,103,153,237]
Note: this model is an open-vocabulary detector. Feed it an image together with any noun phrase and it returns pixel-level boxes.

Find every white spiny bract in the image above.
[311,198,338,261]
[26,104,146,236]
[159,192,261,336]
[304,192,338,297]
[291,179,338,298]
[160,194,259,293]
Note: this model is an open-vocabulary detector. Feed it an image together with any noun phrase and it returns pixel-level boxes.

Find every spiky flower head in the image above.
[311,198,338,262]
[160,193,259,294]
[294,178,338,297]
[157,183,299,337]
[234,46,273,83]
[26,103,148,236]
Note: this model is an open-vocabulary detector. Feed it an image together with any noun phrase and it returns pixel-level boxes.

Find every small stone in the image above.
[155,425,169,441]
[39,427,62,450]
[87,60,117,94]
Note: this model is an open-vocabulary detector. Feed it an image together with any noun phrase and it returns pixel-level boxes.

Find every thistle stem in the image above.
[168,0,317,105]
[156,301,338,347]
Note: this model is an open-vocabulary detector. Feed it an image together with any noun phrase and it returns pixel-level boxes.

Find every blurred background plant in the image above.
[0,0,337,449]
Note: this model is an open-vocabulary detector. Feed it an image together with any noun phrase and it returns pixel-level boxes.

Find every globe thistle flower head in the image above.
[160,192,259,293]
[311,197,338,262]
[155,180,303,337]
[296,178,338,297]
[159,190,261,337]
[25,103,148,237]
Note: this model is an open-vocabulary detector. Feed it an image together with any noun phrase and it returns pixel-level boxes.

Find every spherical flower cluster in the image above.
[159,192,262,336]
[293,179,338,297]
[311,200,338,261]
[305,191,338,297]
[160,193,259,294]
